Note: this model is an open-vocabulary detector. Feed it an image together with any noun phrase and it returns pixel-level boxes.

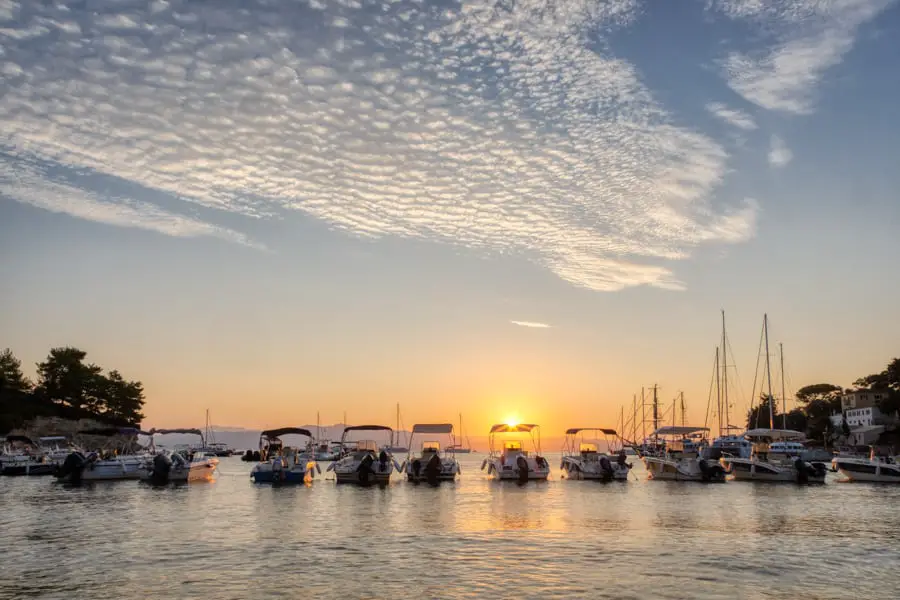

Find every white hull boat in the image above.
[57,453,147,482]
[403,423,461,482]
[638,426,727,483]
[560,428,631,481]
[250,427,319,484]
[833,450,900,483]
[329,425,399,485]
[482,423,550,482]
[722,429,827,484]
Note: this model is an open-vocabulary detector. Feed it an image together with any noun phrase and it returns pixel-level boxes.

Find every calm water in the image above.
[2,455,899,599]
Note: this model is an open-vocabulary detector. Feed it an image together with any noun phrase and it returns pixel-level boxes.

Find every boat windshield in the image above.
[422,441,440,453]
[580,442,598,453]
[503,440,524,454]
[356,440,378,452]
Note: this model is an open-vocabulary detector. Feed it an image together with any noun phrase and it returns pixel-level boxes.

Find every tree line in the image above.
[0,347,146,433]
[746,357,900,443]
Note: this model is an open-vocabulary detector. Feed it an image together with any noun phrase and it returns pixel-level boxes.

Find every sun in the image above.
[504,416,520,428]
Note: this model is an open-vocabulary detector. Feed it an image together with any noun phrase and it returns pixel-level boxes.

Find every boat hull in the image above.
[561,457,629,481]
[141,463,217,483]
[833,458,900,483]
[485,458,550,481]
[1,463,57,476]
[642,456,727,482]
[251,468,312,484]
[724,458,826,483]
[334,470,392,484]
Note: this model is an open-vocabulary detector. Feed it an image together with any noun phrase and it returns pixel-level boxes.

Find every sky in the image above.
[2,0,899,441]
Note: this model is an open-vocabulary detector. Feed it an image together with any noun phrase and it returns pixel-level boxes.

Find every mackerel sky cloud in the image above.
[1,0,895,291]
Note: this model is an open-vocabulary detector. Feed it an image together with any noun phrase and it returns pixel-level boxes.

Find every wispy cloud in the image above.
[511,321,552,329]
[706,102,757,130]
[0,1,758,291]
[710,0,897,114]
[767,135,793,168]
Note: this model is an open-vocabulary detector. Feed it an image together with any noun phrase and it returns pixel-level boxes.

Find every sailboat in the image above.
[711,311,752,459]
[382,403,409,454]
[720,314,827,483]
[446,414,473,453]
[202,410,233,457]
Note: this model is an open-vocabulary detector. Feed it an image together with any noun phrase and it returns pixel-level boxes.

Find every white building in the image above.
[832,389,896,445]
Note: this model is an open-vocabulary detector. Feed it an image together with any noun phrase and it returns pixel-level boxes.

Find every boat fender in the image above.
[516,455,529,482]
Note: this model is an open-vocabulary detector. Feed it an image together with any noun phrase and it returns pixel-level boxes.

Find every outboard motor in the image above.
[516,455,529,483]
[411,459,422,479]
[599,455,614,481]
[151,453,173,485]
[794,458,809,483]
[378,450,389,473]
[698,459,726,482]
[58,451,87,483]
[424,453,442,484]
[357,454,375,485]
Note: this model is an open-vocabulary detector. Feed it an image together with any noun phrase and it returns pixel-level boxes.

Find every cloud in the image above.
[511,321,552,329]
[710,0,897,114]
[0,158,260,247]
[706,102,757,130]
[767,135,793,168]
[0,0,759,291]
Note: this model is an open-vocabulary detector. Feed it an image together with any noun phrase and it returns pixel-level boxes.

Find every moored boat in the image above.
[481,424,550,481]
[721,429,827,483]
[402,423,461,483]
[250,428,319,484]
[330,425,399,484]
[141,428,219,484]
[560,428,631,481]
[639,426,727,482]
[56,428,151,483]
[833,447,900,483]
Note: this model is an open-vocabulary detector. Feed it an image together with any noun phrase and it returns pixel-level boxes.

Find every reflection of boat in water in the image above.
[482,424,550,481]
[56,428,150,483]
[330,425,399,484]
[833,447,900,482]
[722,429,826,483]
[640,426,727,482]
[402,423,460,482]
[560,428,631,481]
[250,428,318,484]
[141,428,218,484]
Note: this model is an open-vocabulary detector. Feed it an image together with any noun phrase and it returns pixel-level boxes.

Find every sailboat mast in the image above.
[722,310,730,431]
[764,314,775,428]
[652,385,659,440]
[641,387,646,442]
[680,392,685,427]
[715,347,722,436]
[632,394,637,444]
[780,342,787,430]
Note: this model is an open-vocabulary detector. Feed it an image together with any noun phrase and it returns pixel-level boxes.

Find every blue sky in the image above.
[2,0,898,431]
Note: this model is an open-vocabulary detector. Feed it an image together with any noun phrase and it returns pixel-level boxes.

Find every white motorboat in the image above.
[481,424,550,481]
[640,426,727,482]
[560,428,631,481]
[402,423,461,482]
[832,447,900,483]
[329,425,400,484]
[56,428,151,483]
[711,434,752,459]
[1,435,58,476]
[251,428,319,484]
[721,429,827,483]
[141,428,219,484]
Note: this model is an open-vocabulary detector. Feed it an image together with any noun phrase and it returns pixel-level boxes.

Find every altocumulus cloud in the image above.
[0,0,763,291]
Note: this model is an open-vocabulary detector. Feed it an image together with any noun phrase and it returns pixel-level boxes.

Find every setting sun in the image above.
[504,416,520,428]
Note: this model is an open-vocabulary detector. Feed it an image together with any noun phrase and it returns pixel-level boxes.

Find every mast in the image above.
[641,387,646,442]
[780,342,787,430]
[722,310,730,431]
[715,347,722,436]
[632,394,638,444]
[764,314,775,428]
[680,392,685,427]
[652,385,659,441]
[317,412,321,442]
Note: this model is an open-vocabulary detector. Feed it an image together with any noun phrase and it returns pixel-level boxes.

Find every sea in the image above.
[2,454,899,599]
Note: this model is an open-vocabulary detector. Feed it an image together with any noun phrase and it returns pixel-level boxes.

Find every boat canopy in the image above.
[411,423,453,434]
[744,428,805,441]
[38,436,68,443]
[490,424,538,433]
[343,425,393,433]
[5,435,35,445]
[260,427,313,439]
[149,428,204,437]
[651,426,709,437]
[565,428,617,436]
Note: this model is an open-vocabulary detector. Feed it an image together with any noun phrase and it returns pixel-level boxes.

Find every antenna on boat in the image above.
[763,314,775,428]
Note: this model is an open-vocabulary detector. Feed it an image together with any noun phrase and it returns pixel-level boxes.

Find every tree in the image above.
[854,358,900,415]
[34,347,104,412]
[747,395,778,429]
[0,348,32,394]
[101,370,146,425]
[795,383,843,442]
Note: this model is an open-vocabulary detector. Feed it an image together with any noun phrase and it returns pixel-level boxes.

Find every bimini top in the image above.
[490,424,539,433]
[39,436,68,443]
[260,428,313,439]
[411,423,453,434]
[565,428,617,436]
[5,435,35,445]
[149,428,204,437]
[744,428,805,441]
[342,425,393,433]
[77,427,150,436]
[651,426,709,437]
